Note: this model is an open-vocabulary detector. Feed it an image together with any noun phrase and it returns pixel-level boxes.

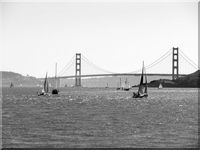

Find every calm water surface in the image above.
[2,87,198,148]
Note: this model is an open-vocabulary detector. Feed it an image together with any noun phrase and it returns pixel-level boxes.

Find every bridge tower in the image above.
[75,53,81,86]
[172,47,179,80]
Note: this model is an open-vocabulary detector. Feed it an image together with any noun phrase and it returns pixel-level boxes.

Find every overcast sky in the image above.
[0,0,198,78]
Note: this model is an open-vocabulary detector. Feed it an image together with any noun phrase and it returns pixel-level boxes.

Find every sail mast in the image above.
[44,72,49,93]
[139,61,144,85]
[120,78,121,88]
[55,63,57,88]
[133,61,148,98]
[46,72,48,92]
[138,61,144,94]
[144,65,148,93]
[44,72,47,92]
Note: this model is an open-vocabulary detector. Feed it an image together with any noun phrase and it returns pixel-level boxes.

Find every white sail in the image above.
[158,83,163,89]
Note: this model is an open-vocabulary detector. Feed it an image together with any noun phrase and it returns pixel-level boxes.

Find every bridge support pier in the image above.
[75,53,81,86]
[172,47,179,80]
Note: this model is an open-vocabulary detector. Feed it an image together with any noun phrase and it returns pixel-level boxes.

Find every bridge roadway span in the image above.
[44,73,187,79]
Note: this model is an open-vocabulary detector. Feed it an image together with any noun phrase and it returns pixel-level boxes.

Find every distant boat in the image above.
[123,78,130,91]
[52,63,59,95]
[10,82,14,88]
[133,61,148,98]
[158,82,163,89]
[38,73,50,96]
[116,78,122,90]
[105,83,109,88]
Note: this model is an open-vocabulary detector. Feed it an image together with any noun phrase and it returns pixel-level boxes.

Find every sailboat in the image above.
[123,78,130,91]
[132,61,148,98]
[116,78,121,90]
[38,72,50,96]
[10,82,14,88]
[52,63,59,94]
[105,83,109,88]
[158,83,163,89]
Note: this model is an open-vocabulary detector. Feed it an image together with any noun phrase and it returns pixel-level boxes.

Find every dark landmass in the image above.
[0,71,42,87]
[148,70,200,88]
[1,70,199,88]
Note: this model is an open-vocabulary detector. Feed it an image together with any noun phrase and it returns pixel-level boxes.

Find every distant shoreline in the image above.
[1,70,199,88]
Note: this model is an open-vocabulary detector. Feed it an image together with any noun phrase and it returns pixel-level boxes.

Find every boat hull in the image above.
[132,93,148,98]
[123,88,130,91]
[37,92,50,96]
[52,89,59,94]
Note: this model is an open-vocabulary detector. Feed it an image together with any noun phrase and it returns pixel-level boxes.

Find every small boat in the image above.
[52,88,59,94]
[52,63,59,95]
[38,73,50,96]
[105,83,109,88]
[133,61,148,98]
[123,78,130,91]
[10,82,14,88]
[116,78,122,90]
[158,82,163,89]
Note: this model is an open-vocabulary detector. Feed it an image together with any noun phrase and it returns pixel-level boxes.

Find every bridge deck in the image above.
[40,73,187,79]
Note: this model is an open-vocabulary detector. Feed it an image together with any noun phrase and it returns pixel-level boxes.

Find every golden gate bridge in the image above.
[45,47,199,87]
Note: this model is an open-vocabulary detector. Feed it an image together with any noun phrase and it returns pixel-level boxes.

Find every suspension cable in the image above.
[59,59,75,76]
[179,54,199,70]
[128,49,171,73]
[82,49,172,74]
[57,48,199,77]
[81,57,116,74]
[58,55,75,76]
[146,52,171,70]
[179,50,199,69]
[81,54,116,74]
[145,50,171,69]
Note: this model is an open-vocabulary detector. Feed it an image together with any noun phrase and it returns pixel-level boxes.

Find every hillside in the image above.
[1,70,199,88]
[175,70,200,87]
[148,70,200,88]
[59,75,172,88]
[0,71,41,87]
[1,71,23,79]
